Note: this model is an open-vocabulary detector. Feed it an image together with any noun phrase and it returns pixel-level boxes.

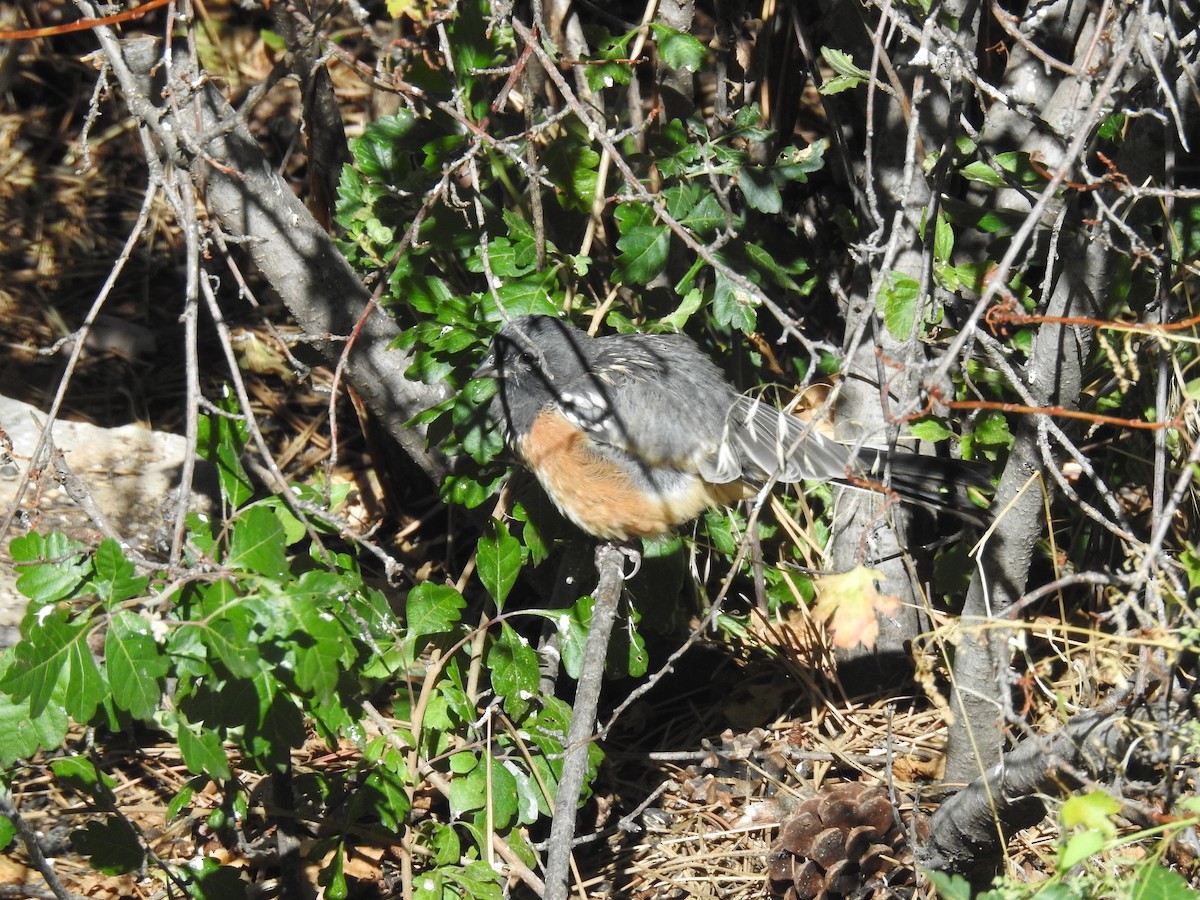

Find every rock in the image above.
[0,395,215,647]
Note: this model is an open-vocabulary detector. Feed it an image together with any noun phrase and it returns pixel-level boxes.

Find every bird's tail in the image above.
[848,448,993,525]
[728,395,992,524]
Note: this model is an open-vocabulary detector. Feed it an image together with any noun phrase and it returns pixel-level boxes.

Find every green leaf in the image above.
[289,574,356,703]
[244,680,306,767]
[0,815,14,851]
[487,623,539,716]
[923,870,973,900]
[659,289,705,331]
[614,224,671,285]
[228,505,288,578]
[1061,790,1121,837]
[544,137,600,213]
[487,757,519,829]
[10,532,89,604]
[960,151,1044,189]
[391,257,457,316]
[386,0,425,20]
[673,256,706,297]
[1058,828,1105,871]
[775,139,827,182]
[178,722,232,780]
[448,757,519,831]
[412,869,450,900]
[507,501,548,566]
[184,857,250,900]
[559,596,593,681]
[1131,862,1194,900]
[50,755,115,797]
[933,212,954,262]
[1097,112,1126,142]
[197,398,253,509]
[186,580,261,679]
[71,817,144,875]
[442,471,507,509]
[105,611,169,720]
[713,269,758,333]
[741,241,811,296]
[477,521,522,609]
[481,274,561,320]
[429,822,461,865]
[351,110,430,185]
[357,764,412,832]
[675,188,725,238]
[959,160,1008,188]
[974,411,1014,448]
[479,236,538,280]
[0,650,70,765]
[881,272,922,340]
[64,626,107,724]
[527,696,603,808]
[1181,545,1200,594]
[406,583,467,642]
[448,756,487,816]
[819,73,863,95]
[506,762,542,827]
[940,196,1023,234]
[821,46,869,80]
[910,418,954,443]
[454,861,505,900]
[650,24,706,71]
[252,496,309,546]
[1,608,80,716]
[584,54,634,92]
[737,166,781,214]
[818,47,869,94]
[447,0,501,74]
[93,539,148,607]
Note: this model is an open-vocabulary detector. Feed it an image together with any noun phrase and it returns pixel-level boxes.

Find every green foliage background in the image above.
[1,0,1198,897]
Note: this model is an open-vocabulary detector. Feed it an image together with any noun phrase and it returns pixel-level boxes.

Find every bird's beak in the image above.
[472,351,498,380]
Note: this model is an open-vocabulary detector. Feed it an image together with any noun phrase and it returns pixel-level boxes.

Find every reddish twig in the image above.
[0,0,173,40]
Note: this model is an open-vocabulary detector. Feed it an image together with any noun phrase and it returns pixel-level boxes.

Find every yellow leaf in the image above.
[386,0,427,20]
[811,566,901,649]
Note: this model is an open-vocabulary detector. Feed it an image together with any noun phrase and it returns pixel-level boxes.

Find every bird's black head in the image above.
[473,316,591,387]
[472,315,593,438]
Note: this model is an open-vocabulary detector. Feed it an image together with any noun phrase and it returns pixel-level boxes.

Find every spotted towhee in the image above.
[473,315,988,541]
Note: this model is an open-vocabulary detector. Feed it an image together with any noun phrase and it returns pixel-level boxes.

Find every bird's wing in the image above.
[556,333,745,484]
[727,394,850,483]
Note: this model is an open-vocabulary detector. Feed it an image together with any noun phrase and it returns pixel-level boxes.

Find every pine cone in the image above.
[767,782,917,899]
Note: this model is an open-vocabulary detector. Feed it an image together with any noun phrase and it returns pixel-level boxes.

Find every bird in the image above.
[472,315,989,541]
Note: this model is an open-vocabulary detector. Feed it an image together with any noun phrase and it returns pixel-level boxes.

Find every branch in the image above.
[92,29,450,485]
[920,708,1144,883]
[543,542,627,900]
